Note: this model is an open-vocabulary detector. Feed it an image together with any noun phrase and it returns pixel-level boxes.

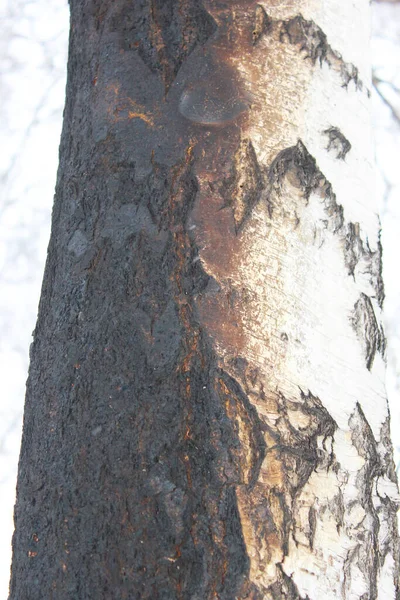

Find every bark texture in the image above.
[9,1,400,599]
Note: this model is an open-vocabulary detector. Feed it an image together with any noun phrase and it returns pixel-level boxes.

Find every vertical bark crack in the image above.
[351,293,386,370]
[219,138,267,233]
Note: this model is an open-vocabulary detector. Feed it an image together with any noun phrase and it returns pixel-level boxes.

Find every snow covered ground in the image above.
[0,1,399,596]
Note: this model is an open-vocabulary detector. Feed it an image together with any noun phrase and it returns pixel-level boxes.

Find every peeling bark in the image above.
[9,1,399,599]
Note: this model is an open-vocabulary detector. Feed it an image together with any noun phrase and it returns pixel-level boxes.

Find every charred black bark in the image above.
[9,110,257,598]
[110,0,217,92]
[9,2,257,599]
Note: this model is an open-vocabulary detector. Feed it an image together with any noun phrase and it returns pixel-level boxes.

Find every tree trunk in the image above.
[9,1,400,599]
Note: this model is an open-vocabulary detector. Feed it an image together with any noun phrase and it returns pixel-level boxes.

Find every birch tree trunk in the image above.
[9,0,400,599]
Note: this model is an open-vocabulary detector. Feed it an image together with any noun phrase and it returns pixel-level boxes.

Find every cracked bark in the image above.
[9,1,400,599]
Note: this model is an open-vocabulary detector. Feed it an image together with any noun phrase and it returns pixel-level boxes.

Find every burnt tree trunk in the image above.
[9,1,400,599]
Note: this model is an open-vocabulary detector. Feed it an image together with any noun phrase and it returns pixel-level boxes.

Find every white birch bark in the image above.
[186,0,400,597]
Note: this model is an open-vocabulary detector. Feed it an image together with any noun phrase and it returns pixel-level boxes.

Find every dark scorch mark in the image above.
[252,4,272,45]
[348,403,383,599]
[268,565,312,600]
[110,0,217,91]
[344,223,385,309]
[219,138,266,233]
[323,126,351,160]
[267,139,344,232]
[179,74,249,126]
[351,293,386,370]
[216,370,266,490]
[253,11,366,92]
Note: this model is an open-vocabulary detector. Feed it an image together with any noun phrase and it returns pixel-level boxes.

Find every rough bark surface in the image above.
[9,1,400,599]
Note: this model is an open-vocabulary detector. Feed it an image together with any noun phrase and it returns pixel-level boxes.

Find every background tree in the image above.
[8,0,400,599]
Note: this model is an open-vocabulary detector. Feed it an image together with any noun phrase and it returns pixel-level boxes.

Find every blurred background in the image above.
[0,0,399,596]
